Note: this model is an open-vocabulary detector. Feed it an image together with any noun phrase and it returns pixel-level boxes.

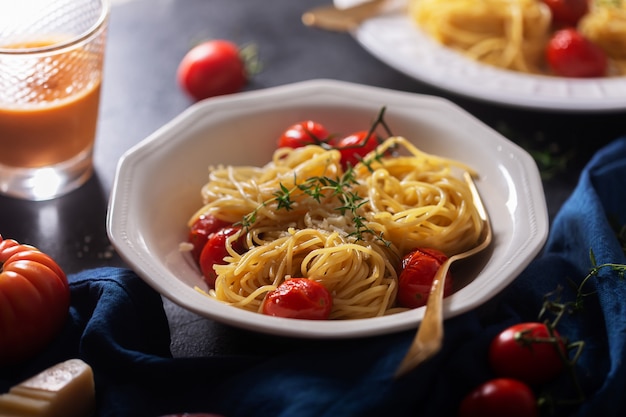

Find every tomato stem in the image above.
[238,42,263,77]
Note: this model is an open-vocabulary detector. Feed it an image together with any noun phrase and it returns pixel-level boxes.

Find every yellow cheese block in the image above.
[0,359,95,417]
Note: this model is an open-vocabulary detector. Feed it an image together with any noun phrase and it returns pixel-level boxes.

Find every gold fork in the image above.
[302,0,393,32]
[394,172,493,378]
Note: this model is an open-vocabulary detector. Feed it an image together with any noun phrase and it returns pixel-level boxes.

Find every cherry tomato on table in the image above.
[335,130,380,169]
[0,236,70,366]
[277,120,330,149]
[546,28,608,78]
[199,227,246,288]
[262,278,332,320]
[542,0,589,27]
[458,378,539,417]
[489,322,567,385]
[397,248,452,309]
[177,40,247,101]
[188,214,232,262]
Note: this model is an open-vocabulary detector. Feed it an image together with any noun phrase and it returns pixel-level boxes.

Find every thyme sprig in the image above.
[572,249,626,310]
[239,167,389,245]
[353,106,396,172]
[294,106,395,173]
[533,249,626,412]
[238,107,397,244]
[299,106,395,154]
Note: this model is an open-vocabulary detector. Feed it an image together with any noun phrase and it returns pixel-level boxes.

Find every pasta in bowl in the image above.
[188,136,483,320]
[107,80,548,338]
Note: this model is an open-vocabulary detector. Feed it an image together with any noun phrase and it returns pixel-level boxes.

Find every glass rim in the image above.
[0,0,111,55]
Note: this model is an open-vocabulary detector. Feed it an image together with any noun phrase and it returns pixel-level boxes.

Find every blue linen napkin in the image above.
[2,137,625,417]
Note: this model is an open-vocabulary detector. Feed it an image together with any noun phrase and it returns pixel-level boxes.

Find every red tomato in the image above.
[489,322,567,385]
[543,0,589,27]
[198,227,245,288]
[262,278,332,320]
[335,131,380,168]
[0,236,70,366]
[458,378,539,417]
[188,215,231,262]
[546,29,608,78]
[177,40,247,101]
[277,120,330,149]
[397,248,452,309]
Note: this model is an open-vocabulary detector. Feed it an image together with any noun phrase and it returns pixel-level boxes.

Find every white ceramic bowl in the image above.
[107,79,549,339]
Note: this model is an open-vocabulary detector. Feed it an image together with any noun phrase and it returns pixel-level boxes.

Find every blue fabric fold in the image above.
[2,137,626,417]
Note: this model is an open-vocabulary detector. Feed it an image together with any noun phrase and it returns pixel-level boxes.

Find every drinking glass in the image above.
[0,0,110,200]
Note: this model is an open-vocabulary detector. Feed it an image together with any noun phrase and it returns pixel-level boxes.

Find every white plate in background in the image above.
[335,0,626,112]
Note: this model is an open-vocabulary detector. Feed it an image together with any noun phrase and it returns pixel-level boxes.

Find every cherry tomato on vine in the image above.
[177,40,247,101]
[0,236,70,366]
[458,378,539,417]
[397,248,452,309]
[188,214,231,262]
[277,120,330,149]
[489,322,567,385]
[262,278,332,320]
[335,131,380,168]
[546,29,608,78]
[199,227,246,288]
[542,0,589,27]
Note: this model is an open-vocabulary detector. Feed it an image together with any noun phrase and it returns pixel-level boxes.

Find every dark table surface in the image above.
[1,0,625,358]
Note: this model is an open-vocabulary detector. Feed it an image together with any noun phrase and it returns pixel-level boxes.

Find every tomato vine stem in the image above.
[534,248,626,413]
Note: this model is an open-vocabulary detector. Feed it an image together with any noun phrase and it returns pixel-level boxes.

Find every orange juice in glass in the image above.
[0,0,109,200]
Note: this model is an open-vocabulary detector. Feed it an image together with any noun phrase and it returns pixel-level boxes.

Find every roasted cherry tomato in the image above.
[199,227,245,288]
[542,0,589,27]
[335,131,380,169]
[188,215,231,262]
[546,28,608,78]
[262,278,332,320]
[489,322,567,385]
[458,378,539,417]
[0,236,70,366]
[177,40,247,101]
[277,120,330,149]
[397,248,452,309]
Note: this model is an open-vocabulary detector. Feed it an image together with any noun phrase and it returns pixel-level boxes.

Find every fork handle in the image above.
[394,258,452,378]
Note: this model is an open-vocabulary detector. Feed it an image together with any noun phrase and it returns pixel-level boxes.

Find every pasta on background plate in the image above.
[580,0,626,73]
[409,0,626,76]
[410,0,551,73]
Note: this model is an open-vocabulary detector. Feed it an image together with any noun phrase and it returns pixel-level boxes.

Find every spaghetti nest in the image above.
[580,0,626,74]
[409,0,551,73]
[189,137,483,319]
